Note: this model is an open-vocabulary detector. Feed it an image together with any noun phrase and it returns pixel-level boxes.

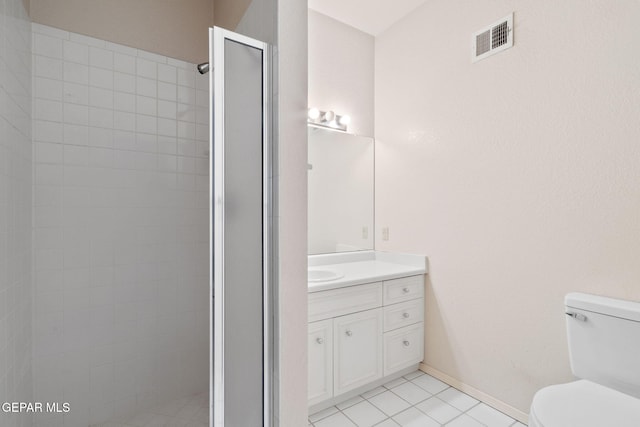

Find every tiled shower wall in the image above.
[0,0,33,426]
[31,23,209,426]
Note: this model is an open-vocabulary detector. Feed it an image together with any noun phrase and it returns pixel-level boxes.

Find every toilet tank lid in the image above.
[566,293,640,322]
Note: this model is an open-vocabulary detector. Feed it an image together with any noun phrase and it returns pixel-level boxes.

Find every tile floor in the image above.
[92,392,208,427]
[309,371,527,427]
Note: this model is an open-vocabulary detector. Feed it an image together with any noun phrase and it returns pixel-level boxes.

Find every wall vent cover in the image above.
[472,13,513,62]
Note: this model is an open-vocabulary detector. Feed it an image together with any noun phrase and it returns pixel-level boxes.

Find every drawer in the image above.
[383,299,424,332]
[383,323,424,376]
[309,282,382,322]
[383,275,424,305]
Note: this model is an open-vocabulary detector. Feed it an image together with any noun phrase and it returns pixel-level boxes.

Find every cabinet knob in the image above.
[345,330,353,337]
[402,312,410,319]
[402,287,410,294]
[316,337,323,344]
[403,340,410,347]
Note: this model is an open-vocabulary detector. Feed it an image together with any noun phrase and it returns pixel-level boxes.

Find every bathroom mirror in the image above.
[308,126,374,254]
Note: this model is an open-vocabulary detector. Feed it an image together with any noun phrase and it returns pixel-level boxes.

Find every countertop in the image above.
[308,251,427,292]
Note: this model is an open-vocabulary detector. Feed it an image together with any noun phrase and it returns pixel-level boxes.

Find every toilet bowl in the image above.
[529,380,640,427]
[529,293,640,427]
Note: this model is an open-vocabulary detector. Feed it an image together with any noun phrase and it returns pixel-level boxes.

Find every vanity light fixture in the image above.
[308,107,350,132]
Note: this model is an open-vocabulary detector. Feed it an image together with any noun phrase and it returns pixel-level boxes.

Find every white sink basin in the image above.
[308,269,344,283]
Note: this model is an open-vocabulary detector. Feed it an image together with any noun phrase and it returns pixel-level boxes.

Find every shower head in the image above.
[197,62,210,74]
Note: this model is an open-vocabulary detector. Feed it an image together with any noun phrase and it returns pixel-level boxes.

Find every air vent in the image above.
[472,13,513,63]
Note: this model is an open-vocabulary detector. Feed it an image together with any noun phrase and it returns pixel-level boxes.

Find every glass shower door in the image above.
[209,27,272,426]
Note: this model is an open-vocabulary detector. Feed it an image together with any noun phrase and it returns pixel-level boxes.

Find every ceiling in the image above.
[308,0,428,36]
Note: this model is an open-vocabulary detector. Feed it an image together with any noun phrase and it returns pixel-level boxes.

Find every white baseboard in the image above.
[419,363,529,425]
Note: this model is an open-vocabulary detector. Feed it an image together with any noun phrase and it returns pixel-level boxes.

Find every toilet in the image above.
[529,292,640,427]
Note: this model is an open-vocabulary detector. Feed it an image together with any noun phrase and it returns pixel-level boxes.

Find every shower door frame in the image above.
[209,26,274,427]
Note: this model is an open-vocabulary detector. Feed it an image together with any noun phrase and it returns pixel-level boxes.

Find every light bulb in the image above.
[338,115,351,126]
[324,111,335,122]
[308,108,321,120]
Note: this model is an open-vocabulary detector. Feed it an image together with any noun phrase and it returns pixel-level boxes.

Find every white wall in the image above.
[308,10,374,137]
[375,0,640,417]
[235,0,275,45]
[276,0,309,424]
[31,24,209,426]
[0,1,33,426]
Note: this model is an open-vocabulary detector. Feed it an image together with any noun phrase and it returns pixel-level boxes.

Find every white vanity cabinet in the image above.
[308,274,425,408]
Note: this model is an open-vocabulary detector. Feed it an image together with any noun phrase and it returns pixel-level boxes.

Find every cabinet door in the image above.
[334,308,383,395]
[308,319,333,406]
[383,323,424,376]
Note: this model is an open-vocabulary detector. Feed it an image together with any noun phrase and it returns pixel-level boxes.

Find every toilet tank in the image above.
[565,292,640,399]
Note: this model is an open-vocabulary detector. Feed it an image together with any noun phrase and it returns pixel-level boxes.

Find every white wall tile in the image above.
[35,141,63,164]
[177,104,195,122]
[114,111,135,131]
[177,68,195,88]
[114,53,136,74]
[64,103,89,125]
[158,118,177,137]
[158,64,177,84]
[89,67,114,90]
[158,81,176,101]
[89,107,114,128]
[64,62,89,85]
[35,99,63,122]
[89,127,114,149]
[90,87,114,109]
[113,130,136,150]
[136,77,156,97]
[34,120,63,143]
[177,86,195,104]
[89,47,114,70]
[63,40,89,65]
[114,72,136,94]
[136,95,156,116]
[177,121,195,140]
[158,136,177,155]
[114,92,136,113]
[35,55,63,80]
[63,145,89,165]
[63,82,89,105]
[63,124,89,146]
[34,33,64,58]
[136,133,157,153]
[158,100,177,119]
[136,58,156,79]
[35,77,63,101]
[136,114,157,135]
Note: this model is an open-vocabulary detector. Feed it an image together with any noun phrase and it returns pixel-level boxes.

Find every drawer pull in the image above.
[403,340,410,347]
[402,287,410,294]
[316,337,323,344]
[345,330,353,337]
[402,312,410,319]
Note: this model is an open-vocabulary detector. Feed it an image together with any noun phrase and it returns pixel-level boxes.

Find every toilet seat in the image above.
[529,380,640,427]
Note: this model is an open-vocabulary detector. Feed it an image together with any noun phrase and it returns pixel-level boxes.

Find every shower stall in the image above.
[0,0,278,422]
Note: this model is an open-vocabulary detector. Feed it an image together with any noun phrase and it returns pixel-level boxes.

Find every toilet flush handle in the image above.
[566,312,588,322]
